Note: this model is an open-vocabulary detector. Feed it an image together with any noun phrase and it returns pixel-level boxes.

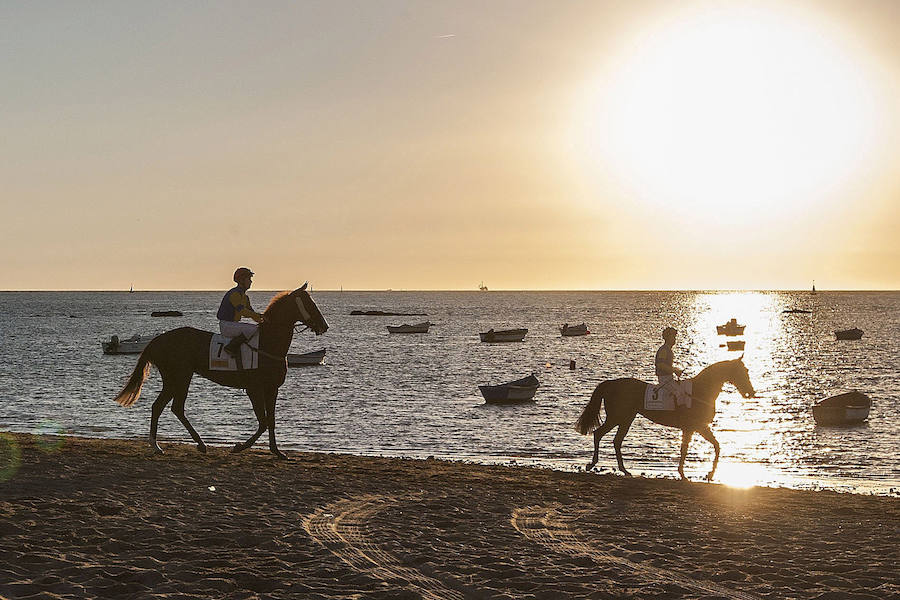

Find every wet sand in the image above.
[1,433,897,599]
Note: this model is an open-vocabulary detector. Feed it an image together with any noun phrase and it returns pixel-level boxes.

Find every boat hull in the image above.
[479,328,528,343]
[286,349,326,366]
[387,322,431,334]
[479,375,539,403]
[835,328,863,340]
[812,391,872,426]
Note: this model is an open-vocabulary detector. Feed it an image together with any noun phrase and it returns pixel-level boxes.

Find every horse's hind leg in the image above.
[612,414,636,476]
[169,374,206,453]
[587,420,616,471]
[232,385,267,453]
[697,426,720,482]
[149,386,175,454]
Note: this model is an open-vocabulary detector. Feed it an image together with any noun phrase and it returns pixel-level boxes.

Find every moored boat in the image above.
[387,322,431,334]
[479,328,528,343]
[726,340,745,351]
[716,318,745,336]
[102,334,152,355]
[812,391,871,426]
[835,328,863,340]
[560,323,590,337]
[286,348,326,366]
[479,374,540,404]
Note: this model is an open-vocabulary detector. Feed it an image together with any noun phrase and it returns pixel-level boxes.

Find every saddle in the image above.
[209,333,259,371]
[644,380,693,411]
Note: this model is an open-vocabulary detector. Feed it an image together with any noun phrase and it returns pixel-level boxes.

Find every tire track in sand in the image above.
[303,495,467,600]
[511,505,760,600]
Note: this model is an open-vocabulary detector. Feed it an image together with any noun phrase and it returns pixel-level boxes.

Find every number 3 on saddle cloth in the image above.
[644,380,693,411]
[209,333,259,371]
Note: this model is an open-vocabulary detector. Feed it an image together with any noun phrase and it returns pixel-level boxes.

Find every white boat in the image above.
[479,374,540,404]
[287,349,326,366]
[102,334,152,355]
[479,328,527,343]
[716,318,745,336]
[812,391,871,426]
[560,323,589,337]
[387,322,431,334]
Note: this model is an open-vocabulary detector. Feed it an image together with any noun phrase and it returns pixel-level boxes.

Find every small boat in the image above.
[560,323,590,337]
[479,281,488,291]
[726,340,745,351]
[286,349,326,366]
[835,328,863,340]
[783,309,812,314]
[812,391,871,426]
[387,321,431,334]
[102,334,152,355]
[479,374,540,404]
[151,310,183,317]
[479,328,528,343]
[716,318,745,336]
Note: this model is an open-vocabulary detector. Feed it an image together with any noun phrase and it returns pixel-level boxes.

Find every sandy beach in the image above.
[1,433,897,600]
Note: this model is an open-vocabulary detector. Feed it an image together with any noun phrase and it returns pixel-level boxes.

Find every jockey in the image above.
[217,267,263,356]
[656,327,689,409]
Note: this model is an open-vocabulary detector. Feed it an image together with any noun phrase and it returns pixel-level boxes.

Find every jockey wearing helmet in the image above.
[217,267,263,356]
[656,326,690,409]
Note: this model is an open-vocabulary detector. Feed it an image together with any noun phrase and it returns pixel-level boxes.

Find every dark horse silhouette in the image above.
[113,284,328,459]
[574,357,755,481]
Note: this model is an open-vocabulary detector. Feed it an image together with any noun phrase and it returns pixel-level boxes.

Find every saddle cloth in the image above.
[209,334,259,371]
[644,380,693,411]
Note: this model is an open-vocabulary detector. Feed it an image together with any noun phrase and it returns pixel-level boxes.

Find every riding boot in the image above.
[224,333,247,357]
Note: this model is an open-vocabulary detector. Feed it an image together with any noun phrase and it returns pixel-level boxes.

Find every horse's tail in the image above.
[113,346,154,408]
[574,381,610,435]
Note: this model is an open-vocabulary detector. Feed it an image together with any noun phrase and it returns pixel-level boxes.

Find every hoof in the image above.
[621,470,632,477]
[586,462,597,471]
[705,472,715,482]
[197,443,207,454]
[272,450,289,461]
[231,443,244,454]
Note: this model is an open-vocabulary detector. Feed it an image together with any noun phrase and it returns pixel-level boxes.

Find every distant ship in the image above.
[129,284,134,293]
[812,280,816,294]
[479,281,488,291]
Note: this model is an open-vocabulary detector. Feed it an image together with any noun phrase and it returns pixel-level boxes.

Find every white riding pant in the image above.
[219,320,259,340]
[658,375,691,407]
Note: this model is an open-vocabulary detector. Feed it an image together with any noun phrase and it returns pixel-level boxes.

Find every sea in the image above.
[1,290,897,495]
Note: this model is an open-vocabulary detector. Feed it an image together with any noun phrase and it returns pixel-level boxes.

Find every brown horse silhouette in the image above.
[114,284,328,459]
[575,357,755,481]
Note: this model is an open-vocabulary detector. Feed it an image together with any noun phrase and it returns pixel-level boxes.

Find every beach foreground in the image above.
[1,434,897,600]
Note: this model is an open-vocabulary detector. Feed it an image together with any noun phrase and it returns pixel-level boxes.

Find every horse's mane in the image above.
[263,291,293,315]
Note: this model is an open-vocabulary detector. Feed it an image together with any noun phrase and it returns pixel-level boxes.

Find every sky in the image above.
[3,0,899,290]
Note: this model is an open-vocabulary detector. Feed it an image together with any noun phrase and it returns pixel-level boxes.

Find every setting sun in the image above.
[575,3,883,229]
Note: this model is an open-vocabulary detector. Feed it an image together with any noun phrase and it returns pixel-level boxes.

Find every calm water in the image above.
[1,291,897,495]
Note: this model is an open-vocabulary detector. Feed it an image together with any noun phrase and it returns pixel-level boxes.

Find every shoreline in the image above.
[4,428,897,498]
[2,433,898,599]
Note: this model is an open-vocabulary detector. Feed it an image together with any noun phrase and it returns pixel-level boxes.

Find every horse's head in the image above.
[726,354,755,398]
[291,283,328,335]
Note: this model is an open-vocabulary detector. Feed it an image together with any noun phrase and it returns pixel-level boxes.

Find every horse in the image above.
[113,284,328,459]
[574,357,755,481]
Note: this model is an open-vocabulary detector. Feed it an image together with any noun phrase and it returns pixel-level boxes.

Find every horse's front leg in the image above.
[232,385,267,453]
[266,387,288,460]
[697,426,720,482]
[678,429,693,480]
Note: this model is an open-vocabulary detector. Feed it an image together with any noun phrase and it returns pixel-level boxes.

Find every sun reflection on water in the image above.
[683,292,804,487]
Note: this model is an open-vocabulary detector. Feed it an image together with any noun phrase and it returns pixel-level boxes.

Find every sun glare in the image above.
[574,4,880,227]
